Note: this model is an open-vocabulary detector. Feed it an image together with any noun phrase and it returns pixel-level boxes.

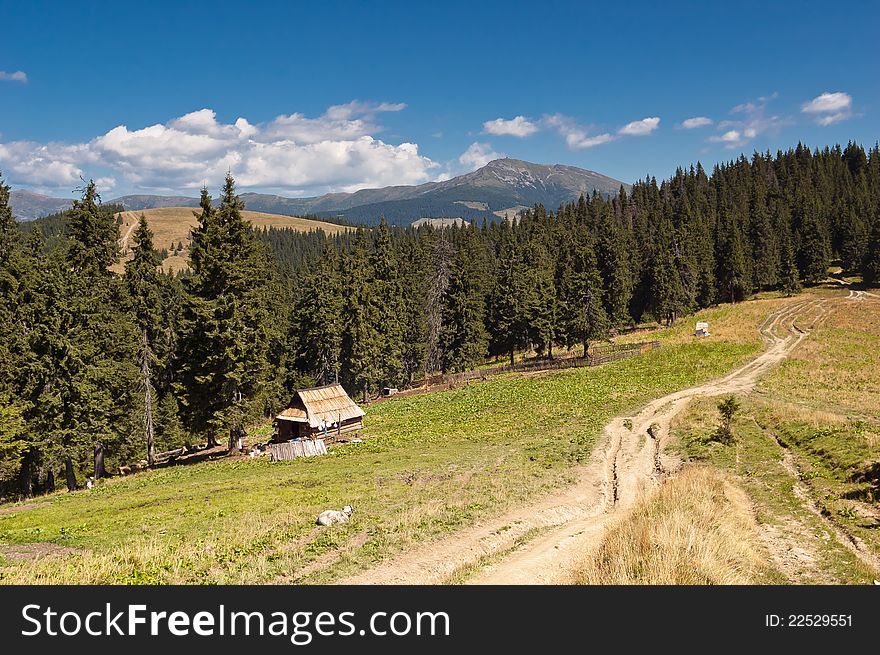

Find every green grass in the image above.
[673,397,877,584]
[0,309,766,584]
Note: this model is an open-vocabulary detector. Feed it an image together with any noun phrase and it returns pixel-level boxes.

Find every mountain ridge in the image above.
[10,158,628,223]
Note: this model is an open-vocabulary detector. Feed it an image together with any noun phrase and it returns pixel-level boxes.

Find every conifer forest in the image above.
[1,142,879,497]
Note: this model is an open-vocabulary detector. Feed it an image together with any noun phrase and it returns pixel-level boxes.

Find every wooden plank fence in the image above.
[269,439,328,461]
[427,340,661,388]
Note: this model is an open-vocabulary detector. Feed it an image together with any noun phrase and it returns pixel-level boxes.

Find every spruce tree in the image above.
[488,236,530,365]
[66,180,120,274]
[177,176,282,452]
[370,218,404,388]
[440,243,488,372]
[795,198,832,284]
[558,225,608,355]
[715,212,752,303]
[125,216,162,465]
[777,217,802,295]
[648,219,688,324]
[291,243,343,385]
[863,215,880,286]
[596,204,634,326]
[341,229,381,401]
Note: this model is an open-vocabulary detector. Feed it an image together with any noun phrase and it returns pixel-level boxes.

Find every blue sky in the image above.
[0,0,877,198]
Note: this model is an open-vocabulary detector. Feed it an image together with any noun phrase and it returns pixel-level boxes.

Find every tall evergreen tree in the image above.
[177,176,282,452]
[341,229,381,401]
[370,218,404,388]
[795,197,832,283]
[125,216,163,465]
[558,225,608,355]
[66,180,119,275]
[715,211,752,303]
[863,215,880,286]
[291,242,344,385]
[488,236,530,365]
[648,219,688,324]
[440,243,488,371]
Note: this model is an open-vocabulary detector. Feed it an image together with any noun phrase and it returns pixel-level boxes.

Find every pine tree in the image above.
[837,203,868,273]
[177,176,282,452]
[863,215,880,286]
[795,198,832,284]
[488,236,530,365]
[596,204,634,326]
[558,225,608,355]
[370,218,404,387]
[522,240,557,358]
[649,219,688,323]
[291,243,343,385]
[125,216,162,465]
[440,243,488,372]
[749,183,778,289]
[398,235,430,385]
[341,229,380,401]
[777,217,802,295]
[66,180,120,274]
[715,212,752,303]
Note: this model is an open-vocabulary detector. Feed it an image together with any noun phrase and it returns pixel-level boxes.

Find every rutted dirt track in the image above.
[339,297,836,585]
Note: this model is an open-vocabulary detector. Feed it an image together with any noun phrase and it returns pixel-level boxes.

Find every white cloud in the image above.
[709,130,743,145]
[707,95,790,149]
[458,142,504,170]
[680,116,713,129]
[0,140,89,186]
[801,92,851,114]
[0,70,27,83]
[801,92,852,125]
[0,102,439,195]
[545,113,659,149]
[482,115,540,138]
[816,112,850,126]
[544,114,615,150]
[618,117,660,136]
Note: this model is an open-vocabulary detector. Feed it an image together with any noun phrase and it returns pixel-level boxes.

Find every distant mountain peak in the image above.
[11,158,627,224]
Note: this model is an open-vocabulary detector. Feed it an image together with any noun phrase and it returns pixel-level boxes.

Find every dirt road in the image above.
[339,297,833,585]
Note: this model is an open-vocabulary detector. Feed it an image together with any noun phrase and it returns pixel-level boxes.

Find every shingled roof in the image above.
[276,383,365,429]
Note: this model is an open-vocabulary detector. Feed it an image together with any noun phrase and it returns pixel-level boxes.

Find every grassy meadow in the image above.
[570,466,783,584]
[111,207,349,273]
[671,292,880,584]
[0,300,774,584]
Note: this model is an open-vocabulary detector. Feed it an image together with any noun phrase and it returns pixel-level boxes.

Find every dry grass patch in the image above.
[759,297,880,417]
[570,466,778,584]
[111,207,349,273]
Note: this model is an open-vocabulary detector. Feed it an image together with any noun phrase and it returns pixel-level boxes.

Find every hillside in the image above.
[114,207,348,273]
[110,160,626,225]
[11,159,627,224]
[9,189,72,220]
[0,295,775,584]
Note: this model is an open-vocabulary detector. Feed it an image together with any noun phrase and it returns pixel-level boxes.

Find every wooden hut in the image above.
[273,383,365,443]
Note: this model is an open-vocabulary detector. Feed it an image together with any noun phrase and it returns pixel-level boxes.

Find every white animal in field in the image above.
[316,505,353,526]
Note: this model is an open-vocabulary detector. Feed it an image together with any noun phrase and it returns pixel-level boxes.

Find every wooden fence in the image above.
[269,438,328,461]
[425,340,661,389]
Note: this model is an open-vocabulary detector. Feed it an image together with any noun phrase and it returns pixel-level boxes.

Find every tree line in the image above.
[1,141,878,498]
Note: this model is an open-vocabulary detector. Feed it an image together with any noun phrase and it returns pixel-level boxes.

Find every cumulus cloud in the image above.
[680,116,713,129]
[618,117,660,136]
[458,142,504,170]
[709,130,744,145]
[482,115,540,138]
[801,92,853,125]
[0,70,27,83]
[0,102,439,195]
